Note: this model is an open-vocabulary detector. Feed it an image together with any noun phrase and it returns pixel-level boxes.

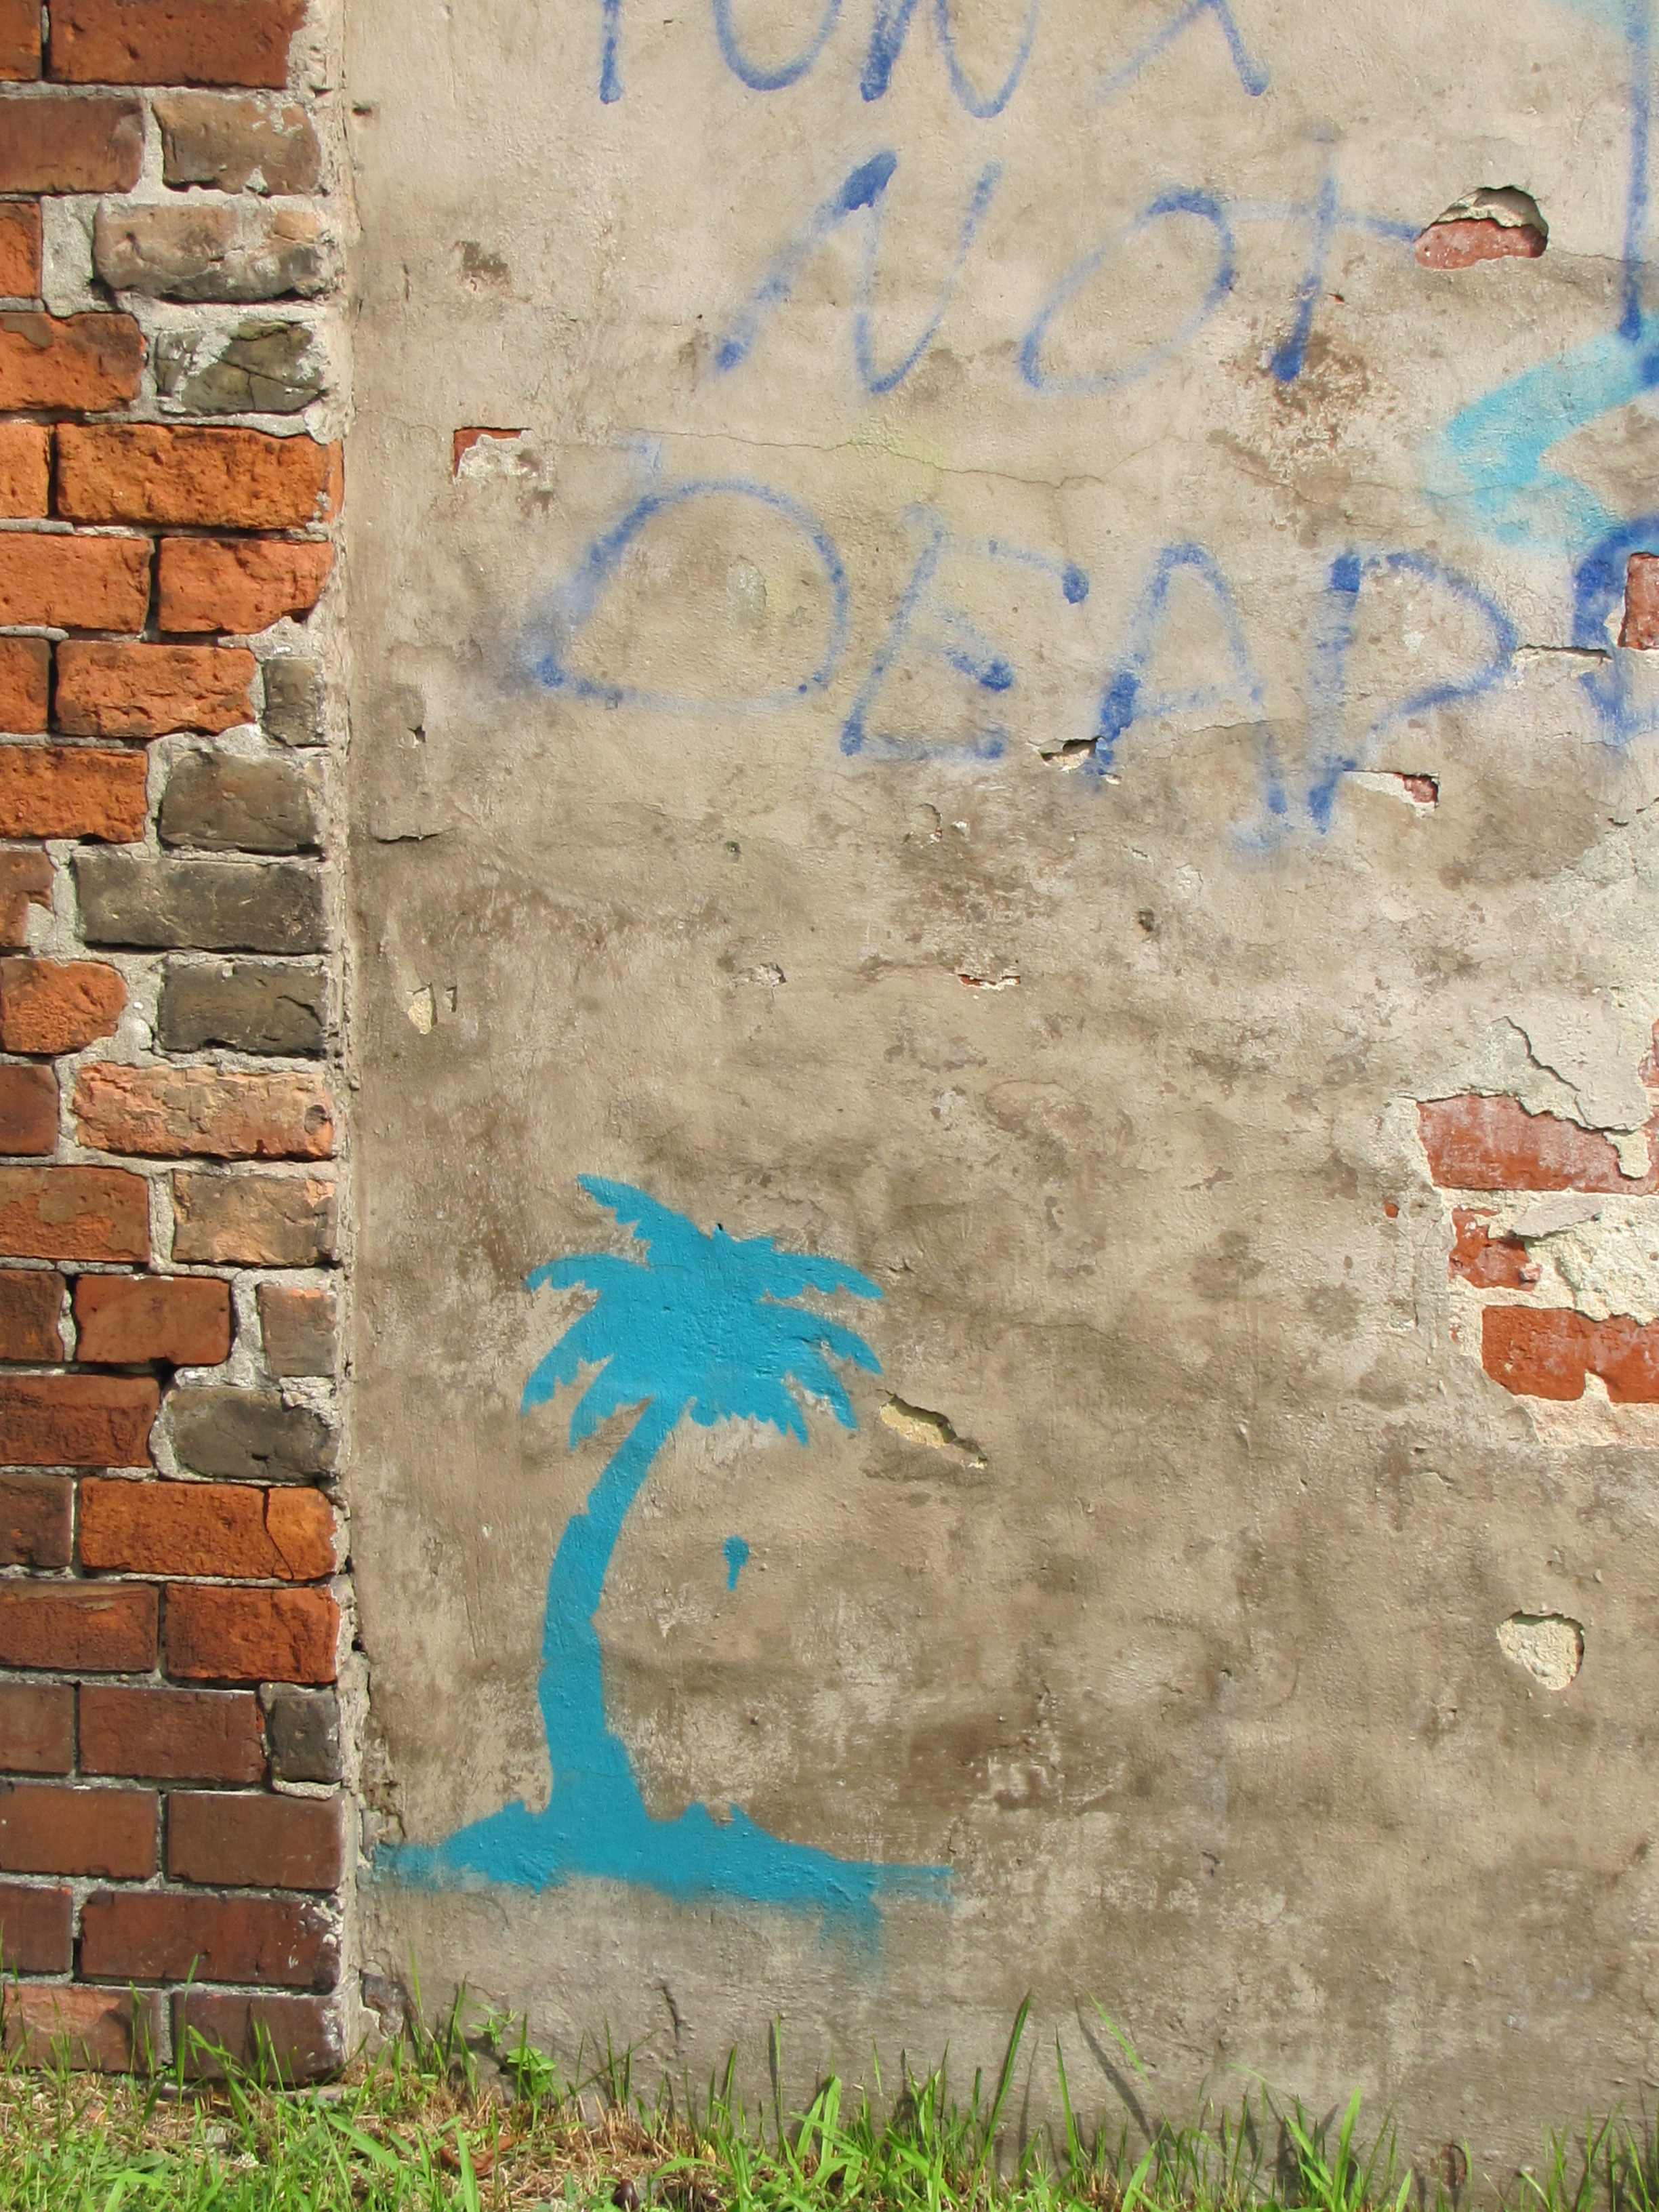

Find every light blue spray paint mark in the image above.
[861,0,1038,116]
[1622,0,1652,337]
[724,1536,750,1589]
[385,1180,948,1922]
[523,479,849,714]
[715,154,1000,396]
[599,0,622,98]
[1087,543,1268,782]
[1095,0,1268,104]
[712,0,840,90]
[1021,191,1237,394]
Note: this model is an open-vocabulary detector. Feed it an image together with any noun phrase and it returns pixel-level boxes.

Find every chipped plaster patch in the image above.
[1496,1614,1583,1692]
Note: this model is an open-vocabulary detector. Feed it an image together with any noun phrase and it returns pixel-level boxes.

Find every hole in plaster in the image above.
[406,987,435,1034]
[1348,770,1438,808]
[1496,1612,1583,1691]
[1415,188,1547,268]
[880,1395,987,1468]
[959,970,1019,989]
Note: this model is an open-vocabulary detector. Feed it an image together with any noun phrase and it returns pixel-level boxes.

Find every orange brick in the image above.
[0,1268,63,1359]
[1415,218,1547,269]
[164,1584,338,1685]
[1,0,42,78]
[81,1477,335,1578]
[0,746,148,841]
[0,1164,148,1261]
[0,93,144,192]
[0,202,43,294]
[0,641,49,735]
[0,422,48,517]
[0,1471,68,1562]
[0,1579,156,1668]
[73,1064,332,1159]
[166,1786,341,1885]
[0,1680,73,1770]
[0,1780,155,1875]
[79,1683,264,1782]
[0,1062,57,1153]
[73,1273,230,1364]
[1622,552,1659,651]
[159,537,333,634]
[0,956,124,1052]
[57,424,340,529]
[0,532,150,631]
[0,311,143,411]
[49,0,304,87]
[4,1986,165,2073]
[56,642,256,738]
[0,1371,158,1464]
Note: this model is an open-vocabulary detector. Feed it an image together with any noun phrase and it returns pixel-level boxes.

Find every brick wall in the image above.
[0,0,350,2076]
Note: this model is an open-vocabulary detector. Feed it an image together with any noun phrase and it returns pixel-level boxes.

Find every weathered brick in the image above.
[82,1476,334,1578]
[1418,1096,1652,1193]
[158,960,325,1055]
[75,852,324,954]
[155,92,321,194]
[167,1786,341,1887]
[1415,217,1547,268]
[73,1064,332,1161]
[56,642,258,740]
[79,1683,264,1782]
[0,421,49,517]
[0,1372,157,1464]
[261,656,322,744]
[0,1269,64,1361]
[0,1164,149,1261]
[0,1579,155,1668]
[0,310,144,410]
[0,201,42,295]
[0,1879,70,1969]
[0,0,41,79]
[1450,1207,1539,1290]
[155,318,321,415]
[263,1683,339,1782]
[49,0,306,87]
[0,640,49,735]
[165,1584,339,1685]
[1622,553,1659,651]
[57,424,340,529]
[83,1889,338,1988]
[1481,1304,1659,1403]
[0,1780,155,1875]
[0,1681,73,1772]
[5,1984,164,2072]
[160,751,320,853]
[73,1273,230,1366]
[0,746,148,843]
[171,1170,333,1265]
[0,1472,69,1563]
[0,1063,58,1154]
[0,93,143,192]
[258,1282,333,1376]
[0,957,125,1053]
[0,531,150,630]
[175,1990,341,2081]
[169,1383,334,1478]
[94,200,327,303]
[159,538,333,636]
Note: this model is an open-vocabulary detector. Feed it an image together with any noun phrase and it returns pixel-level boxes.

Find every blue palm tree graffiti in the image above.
[388,1178,949,1919]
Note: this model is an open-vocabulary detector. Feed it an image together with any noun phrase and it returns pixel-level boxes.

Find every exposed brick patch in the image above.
[159,537,333,634]
[0,0,43,79]
[0,1880,72,1970]
[0,958,126,1054]
[0,640,51,734]
[0,202,43,295]
[73,1063,333,1159]
[0,1269,65,1360]
[173,1990,341,2081]
[79,1684,265,1782]
[48,0,306,88]
[81,1889,338,1988]
[4,1984,164,2072]
[56,642,258,740]
[0,312,145,411]
[0,531,151,630]
[0,1164,150,1261]
[1418,1094,1651,1193]
[1450,1207,1539,1290]
[1622,552,1659,651]
[0,421,50,516]
[1482,1303,1659,1401]
[57,424,341,529]
[258,1282,334,1375]
[0,746,150,842]
[0,1473,71,1565]
[0,1681,75,1771]
[167,1788,342,1888]
[0,92,145,193]
[171,1170,335,1265]
[73,1273,231,1365]
[163,1584,340,1685]
[0,1371,159,1464]
[453,426,525,474]
[0,1063,60,1155]
[81,1477,335,1579]
[155,93,322,194]
[0,1780,157,1876]
[1415,217,1547,268]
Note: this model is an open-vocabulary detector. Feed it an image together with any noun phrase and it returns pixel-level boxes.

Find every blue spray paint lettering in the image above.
[1095,0,1269,103]
[712,0,841,91]
[1087,543,1269,785]
[1021,191,1237,394]
[384,1179,947,1920]
[599,0,622,98]
[861,0,1039,116]
[523,478,849,714]
[1572,512,1659,741]
[724,1535,751,1589]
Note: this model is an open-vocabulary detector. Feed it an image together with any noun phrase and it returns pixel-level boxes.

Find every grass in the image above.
[0,1988,1654,2212]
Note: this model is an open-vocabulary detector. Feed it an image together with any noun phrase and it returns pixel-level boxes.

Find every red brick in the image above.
[82,1888,336,1986]
[0,746,148,842]
[83,1477,333,1578]
[0,421,49,517]
[159,537,333,636]
[55,642,257,740]
[0,1371,157,1464]
[6,1984,164,2071]
[0,93,143,192]
[0,1578,155,1667]
[0,1879,70,1969]
[0,1680,73,1771]
[79,1683,263,1782]
[1418,1095,1653,1193]
[0,1780,155,1875]
[0,958,124,1054]
[1482,1305,1594,1399]
[167,1787,341,1889]
[171,1170,333,1265]
[0,201,42,295]
[1416,218,1547,268]
[74,1273,229,1366]
[1589,1315,1659,1401]
[49,0,304,87]
[0,531,150,630]
[0,640,49,735]
[0,1269,62,1360]
[1622,553,1659,651]
[0,1472,68,1563]
[0,1164,149,1261]
[0,311,144,411]
[1450,1206,1539,1289]
[74,1065,333,1159]
[175,1990,340,2081]
[57,424,340,529]
[0,1062,57,1153]
[1,0,41,78]
[165,1584,337,1685]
